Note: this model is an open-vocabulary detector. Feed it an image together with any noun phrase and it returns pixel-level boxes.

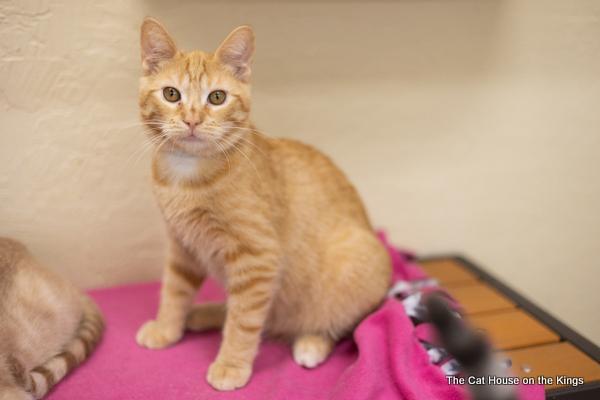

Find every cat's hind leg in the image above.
[185,302,226,332]
[310,226,391,341]
[293,333,334,368]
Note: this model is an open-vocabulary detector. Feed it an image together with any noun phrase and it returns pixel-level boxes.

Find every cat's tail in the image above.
[22,295,104,399]
[425,294,516,400]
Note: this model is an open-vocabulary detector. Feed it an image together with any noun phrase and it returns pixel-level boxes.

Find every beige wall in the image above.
[1,0,598,343]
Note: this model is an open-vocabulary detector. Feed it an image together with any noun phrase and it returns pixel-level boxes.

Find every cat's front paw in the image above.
[135,319,182,349]
[206,360,252,391]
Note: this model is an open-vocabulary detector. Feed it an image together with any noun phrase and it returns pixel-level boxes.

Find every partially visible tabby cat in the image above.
[135,18,391,391]
[0,238,104,400]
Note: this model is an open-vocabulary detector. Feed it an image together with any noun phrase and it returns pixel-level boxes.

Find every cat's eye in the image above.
[208,90,226,105]
[163,87,181,102]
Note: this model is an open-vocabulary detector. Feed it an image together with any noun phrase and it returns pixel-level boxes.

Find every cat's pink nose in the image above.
[183,119,199,131]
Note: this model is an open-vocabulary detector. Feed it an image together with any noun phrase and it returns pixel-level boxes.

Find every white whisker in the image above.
[216,133,261,179]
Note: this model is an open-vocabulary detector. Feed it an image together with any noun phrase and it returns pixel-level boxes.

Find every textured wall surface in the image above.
[1,0,599,343]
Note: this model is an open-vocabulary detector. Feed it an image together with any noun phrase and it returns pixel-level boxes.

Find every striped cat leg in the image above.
[206,255,278,391]
[137,240,204,349]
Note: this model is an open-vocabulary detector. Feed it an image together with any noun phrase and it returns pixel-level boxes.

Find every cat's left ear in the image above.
[140,17,178,74]
[215,26,255,82]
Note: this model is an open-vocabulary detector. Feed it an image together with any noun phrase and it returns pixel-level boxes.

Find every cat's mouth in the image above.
[168,132,217,154]
[177,134,203,143]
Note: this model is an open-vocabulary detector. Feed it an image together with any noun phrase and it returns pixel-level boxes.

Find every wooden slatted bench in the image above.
[418,256,600,399]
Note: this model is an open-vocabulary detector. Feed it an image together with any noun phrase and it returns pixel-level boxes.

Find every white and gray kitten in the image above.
[0,238,104,400]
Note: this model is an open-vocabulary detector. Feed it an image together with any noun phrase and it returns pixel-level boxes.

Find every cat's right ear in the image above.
[140,17,177,74]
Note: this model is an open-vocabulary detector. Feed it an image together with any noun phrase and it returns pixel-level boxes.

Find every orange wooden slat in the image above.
[505,342,600,389]
[469,309,560,350]
[446,282,515,315]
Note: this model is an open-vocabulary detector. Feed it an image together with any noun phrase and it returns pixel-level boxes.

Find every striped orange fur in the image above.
[135,18,391,391]
[0,238,104,399]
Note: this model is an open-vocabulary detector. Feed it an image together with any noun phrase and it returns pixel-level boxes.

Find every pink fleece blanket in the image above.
[47,236,544,400]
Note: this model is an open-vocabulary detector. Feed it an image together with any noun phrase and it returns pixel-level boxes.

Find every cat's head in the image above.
[139,17,254,156]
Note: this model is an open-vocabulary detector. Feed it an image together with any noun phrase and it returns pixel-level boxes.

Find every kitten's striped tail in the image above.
[18,296,104,399]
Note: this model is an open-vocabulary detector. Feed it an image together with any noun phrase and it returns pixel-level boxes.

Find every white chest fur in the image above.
[163,151,201,182]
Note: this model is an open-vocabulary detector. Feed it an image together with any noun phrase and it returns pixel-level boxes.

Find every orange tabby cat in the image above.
[135,17,391,391]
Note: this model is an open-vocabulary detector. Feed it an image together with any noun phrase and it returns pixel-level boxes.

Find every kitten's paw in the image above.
[206,361,252,391]
[293,334,334,368]
[135,320,182,349]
